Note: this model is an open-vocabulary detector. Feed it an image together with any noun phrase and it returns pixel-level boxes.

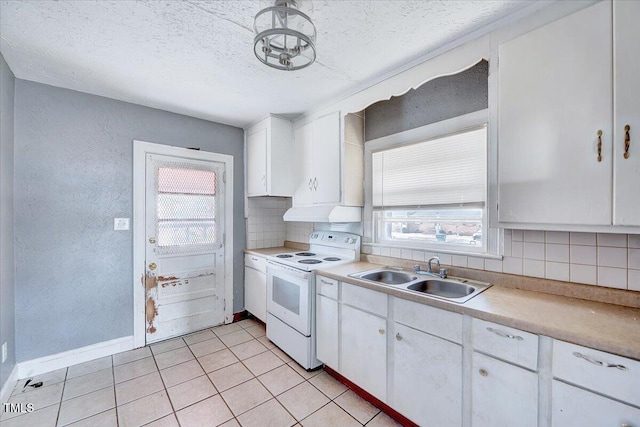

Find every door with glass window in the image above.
[145,153,226,343]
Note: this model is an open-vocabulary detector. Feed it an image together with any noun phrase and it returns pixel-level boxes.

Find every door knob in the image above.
[148,262,157,270]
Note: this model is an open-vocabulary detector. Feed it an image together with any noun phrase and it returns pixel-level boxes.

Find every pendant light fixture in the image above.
[253,0,317,71]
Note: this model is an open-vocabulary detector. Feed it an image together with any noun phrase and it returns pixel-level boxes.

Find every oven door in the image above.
[266,261,311,336]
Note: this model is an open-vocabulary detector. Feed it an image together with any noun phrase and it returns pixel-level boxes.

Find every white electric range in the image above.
[265,231,361,370]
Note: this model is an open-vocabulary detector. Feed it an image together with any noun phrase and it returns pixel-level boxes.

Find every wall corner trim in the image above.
[15,336,134,380]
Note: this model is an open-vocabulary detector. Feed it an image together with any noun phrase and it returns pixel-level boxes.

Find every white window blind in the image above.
[372,127,487,208]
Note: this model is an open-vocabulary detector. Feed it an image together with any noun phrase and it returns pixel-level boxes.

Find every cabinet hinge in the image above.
[223,172,226,183]
[224,299,226,311]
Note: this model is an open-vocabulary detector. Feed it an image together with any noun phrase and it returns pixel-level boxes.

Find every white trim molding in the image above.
[132,140,234,349]
[16,336,134,380]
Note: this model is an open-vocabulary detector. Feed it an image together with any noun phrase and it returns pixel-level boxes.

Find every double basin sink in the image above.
[349,268,491,304]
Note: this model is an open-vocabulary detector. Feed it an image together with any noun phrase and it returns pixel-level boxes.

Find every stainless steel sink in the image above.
[353,269,417,285]
[350,268,491,303]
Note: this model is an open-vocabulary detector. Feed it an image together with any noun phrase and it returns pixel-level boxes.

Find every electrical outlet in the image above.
[114,218,130,231]
[1,342,7,363]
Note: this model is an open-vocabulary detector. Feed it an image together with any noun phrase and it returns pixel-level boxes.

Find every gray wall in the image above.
[14,80,245,362]
[365,60,488,140]
[0,54,16,388]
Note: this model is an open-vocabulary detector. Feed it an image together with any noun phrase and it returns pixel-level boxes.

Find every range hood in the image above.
[283,206,362,223]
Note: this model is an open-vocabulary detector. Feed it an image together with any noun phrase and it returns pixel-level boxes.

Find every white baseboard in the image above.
[16,335,135,380]
[1,364,20,403]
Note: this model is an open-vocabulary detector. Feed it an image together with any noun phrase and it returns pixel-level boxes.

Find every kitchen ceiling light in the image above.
[253,0,317,71]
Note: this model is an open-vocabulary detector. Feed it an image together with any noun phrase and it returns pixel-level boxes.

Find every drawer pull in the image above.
[487,327,524,341]
[320,279,334,286]
[378,328,385,335]
[597,130,603,162]
[479,369,488,377]
[251,257,259,261]
[572,352,628,371]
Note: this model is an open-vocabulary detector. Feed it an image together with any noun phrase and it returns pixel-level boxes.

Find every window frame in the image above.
[364,109,501,257]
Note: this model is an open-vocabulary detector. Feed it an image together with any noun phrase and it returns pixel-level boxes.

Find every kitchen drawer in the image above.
[472,318,538,371]
[316,275,338,300]
[553,340,640,407]
[245,253,266,273]
[342,283,387,317]
[393,298,462,344]
[552,380,640,426]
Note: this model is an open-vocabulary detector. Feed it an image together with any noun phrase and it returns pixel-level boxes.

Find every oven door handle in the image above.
[267,260,310,280]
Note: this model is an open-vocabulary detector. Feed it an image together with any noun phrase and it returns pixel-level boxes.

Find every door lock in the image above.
[149,237,156,244]
[148,262,157,270]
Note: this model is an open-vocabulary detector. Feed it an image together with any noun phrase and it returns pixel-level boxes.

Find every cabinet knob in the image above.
[148,262,157,270]
[149,237,156,244]
[479,369,488,377]
[597,130,603,162]
[395,333,402,341]
[624,125,631,159]
[378,328,385,335]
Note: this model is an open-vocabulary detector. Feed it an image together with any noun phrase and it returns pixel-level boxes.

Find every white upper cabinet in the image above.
[312,112,341,204]
[497,1,640,228]
[613,0,640,226]
[245,115,294,197]
[292,111,364,207]
[498,1,613,227]
[293,112,341,205]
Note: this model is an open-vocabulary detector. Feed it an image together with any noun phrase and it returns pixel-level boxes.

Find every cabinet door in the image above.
[552,380,640,426]
[613,0,640,225]
[293,123,314,206]
[471,352,538,427]
[247,128,268,196]
[316,295,338,369]
[498,1,613,226]
[340,304,387,401]
[244,267,267,323]
[391,323,462,426]
[312,112,341,204]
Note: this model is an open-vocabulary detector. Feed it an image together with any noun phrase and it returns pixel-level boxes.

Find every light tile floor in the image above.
[1,319,402,427]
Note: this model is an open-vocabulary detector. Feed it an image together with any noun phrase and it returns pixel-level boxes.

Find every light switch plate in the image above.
[114,218,130,231]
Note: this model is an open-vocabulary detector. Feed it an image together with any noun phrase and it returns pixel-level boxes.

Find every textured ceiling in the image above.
[0,1,532,128]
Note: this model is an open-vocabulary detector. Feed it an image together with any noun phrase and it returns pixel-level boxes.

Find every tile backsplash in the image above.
[363,230,640,292]
[246,197,288,249]
[246,197,314,249]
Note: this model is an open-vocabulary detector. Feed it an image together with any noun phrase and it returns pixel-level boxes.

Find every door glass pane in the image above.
[273,277,300,315]
[154,162,222,256]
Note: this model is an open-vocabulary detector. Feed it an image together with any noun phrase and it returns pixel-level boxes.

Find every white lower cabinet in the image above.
[244,254,267,323]
[314,280,639,426]
[315,294,338,369]
[552,380,640,426]
[471,352,538,427]
[391,323,462,426]
[340,304,387,401]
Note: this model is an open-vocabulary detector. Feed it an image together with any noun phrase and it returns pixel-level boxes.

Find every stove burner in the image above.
[296,252,316,257]
[298,259,322,264]
[276,254,294,258]
[323,257,341,261]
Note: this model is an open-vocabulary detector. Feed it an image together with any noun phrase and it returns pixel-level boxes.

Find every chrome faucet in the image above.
[414,256,448,279]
